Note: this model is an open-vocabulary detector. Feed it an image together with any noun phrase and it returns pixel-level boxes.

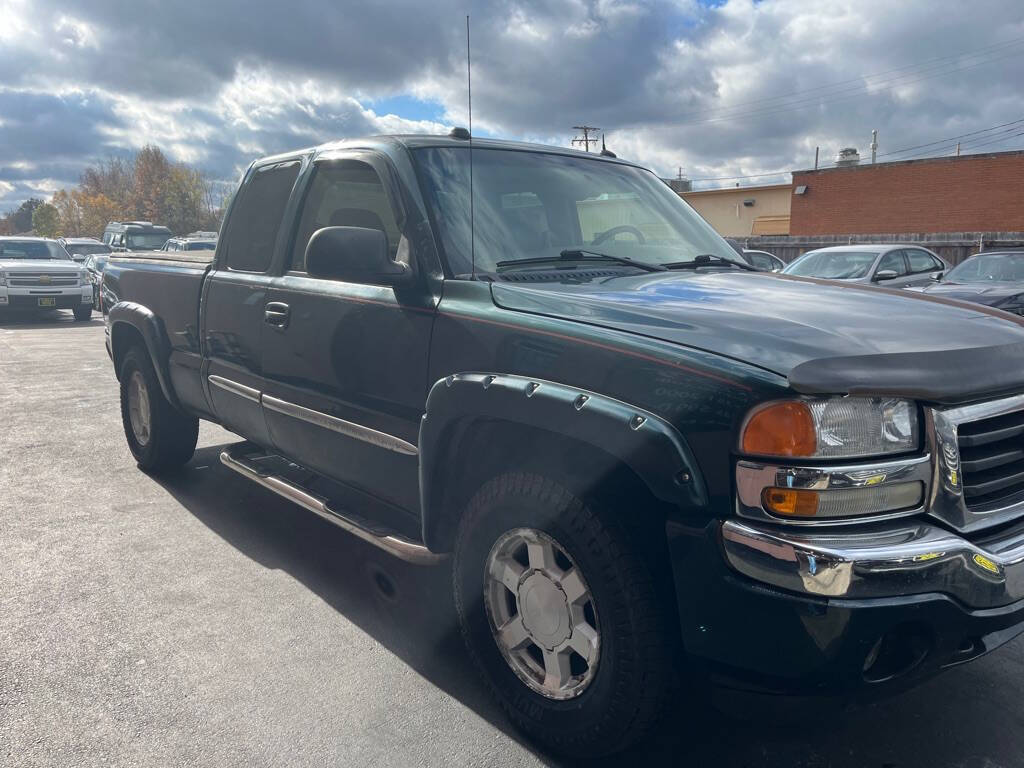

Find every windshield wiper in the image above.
[662,254,757,271]
[496,249,666,273]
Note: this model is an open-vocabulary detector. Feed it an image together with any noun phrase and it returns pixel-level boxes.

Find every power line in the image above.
[687,117,1024,182]
[896,124,1024,161]
[671,36,1024,126]
[672,35,1024,123]
[874,117,1024,159]
[674,44,1024,127]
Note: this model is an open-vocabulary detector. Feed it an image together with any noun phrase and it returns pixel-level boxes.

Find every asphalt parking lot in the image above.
[2,311,1024,767]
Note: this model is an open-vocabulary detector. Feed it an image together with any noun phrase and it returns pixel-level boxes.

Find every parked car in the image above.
[102,221,172,252]
[83,253,110,310]
[58,237,112,263]
[915,250,1024,315]
[161,234,217,252]
[102,134,1024,757]
[783,244,947,288]
[742,248,784,271]
[0,237,93,320]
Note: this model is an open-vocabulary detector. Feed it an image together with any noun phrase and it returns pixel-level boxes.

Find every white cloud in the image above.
[2,0,1024,209]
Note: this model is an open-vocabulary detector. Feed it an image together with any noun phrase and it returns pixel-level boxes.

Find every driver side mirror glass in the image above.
[305,226,411,286]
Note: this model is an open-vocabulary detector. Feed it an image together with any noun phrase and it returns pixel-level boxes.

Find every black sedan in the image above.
[918,250,1024,315]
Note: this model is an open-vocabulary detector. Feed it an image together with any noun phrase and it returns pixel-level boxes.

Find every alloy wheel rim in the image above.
[483,527,600,700]
[127,370,152,446]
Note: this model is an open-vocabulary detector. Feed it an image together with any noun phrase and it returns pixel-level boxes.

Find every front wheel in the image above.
[453,473,674,757]
[73,306,92,321]
[118,345,199,471]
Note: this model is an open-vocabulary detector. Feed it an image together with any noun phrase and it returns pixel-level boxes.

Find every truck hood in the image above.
[491,270,1024,404]
[0,259,80,272]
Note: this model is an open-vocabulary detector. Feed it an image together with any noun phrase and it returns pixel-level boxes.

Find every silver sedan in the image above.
[782,244,948,288]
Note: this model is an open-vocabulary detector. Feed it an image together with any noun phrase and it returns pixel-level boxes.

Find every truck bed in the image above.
[104,252,212,418]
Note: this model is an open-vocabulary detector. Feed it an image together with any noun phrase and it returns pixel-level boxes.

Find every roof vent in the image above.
[449,127,471,140]
[834,147,860,167]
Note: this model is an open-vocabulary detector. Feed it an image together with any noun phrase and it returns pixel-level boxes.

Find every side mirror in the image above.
[305,226,411,286]
[930,270,944,281]
[873,269,899,282]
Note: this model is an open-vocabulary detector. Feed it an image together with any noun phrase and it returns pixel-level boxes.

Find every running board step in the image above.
[220,447,445,565]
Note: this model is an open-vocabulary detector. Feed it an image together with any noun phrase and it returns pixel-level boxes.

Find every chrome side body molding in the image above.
[208,374,260,402]
[206,374,417,455]
[220,448,443,565]
[262,394,418,456]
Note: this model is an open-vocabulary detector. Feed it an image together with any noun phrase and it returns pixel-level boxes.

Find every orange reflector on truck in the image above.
[762,488,819,517]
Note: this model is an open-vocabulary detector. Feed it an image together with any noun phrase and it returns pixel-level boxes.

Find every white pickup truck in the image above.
[0,237,94,321]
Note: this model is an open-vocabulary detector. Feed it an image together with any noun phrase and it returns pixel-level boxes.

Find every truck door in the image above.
[260,152,436,515]
[202,159,301,449]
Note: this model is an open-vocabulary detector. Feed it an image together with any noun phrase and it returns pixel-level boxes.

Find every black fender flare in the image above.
[107,301,181,410]
[418,372,708,549]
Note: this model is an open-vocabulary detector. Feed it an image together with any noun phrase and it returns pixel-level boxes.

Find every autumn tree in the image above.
[31,203,61,237]
[46,146,221,238]
[52,189,84,237]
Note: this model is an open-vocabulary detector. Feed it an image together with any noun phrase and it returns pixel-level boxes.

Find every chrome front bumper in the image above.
[721,518,1024,610]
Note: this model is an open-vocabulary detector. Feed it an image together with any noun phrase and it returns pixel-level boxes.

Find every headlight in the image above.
[0,273,6,286]
[740,397,918,460]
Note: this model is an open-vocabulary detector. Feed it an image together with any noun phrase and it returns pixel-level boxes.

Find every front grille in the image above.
[8,273,78,287]
[957,407,1024,508]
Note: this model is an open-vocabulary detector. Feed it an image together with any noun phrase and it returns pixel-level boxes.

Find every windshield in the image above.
[783,250,877,279]
[126,232,171,250]
[0,240,71,260]
[65,243,111,257]
[413,147,737,275]
[946,252,1024,283]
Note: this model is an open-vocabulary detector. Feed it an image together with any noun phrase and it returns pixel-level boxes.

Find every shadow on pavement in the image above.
[153,443,1024,768]
[0,309,103,329]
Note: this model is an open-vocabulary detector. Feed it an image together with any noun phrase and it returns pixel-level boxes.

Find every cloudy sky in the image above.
[1,0,1023,211]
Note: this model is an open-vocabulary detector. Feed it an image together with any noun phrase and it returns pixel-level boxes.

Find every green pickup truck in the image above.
[103,133,1024,757]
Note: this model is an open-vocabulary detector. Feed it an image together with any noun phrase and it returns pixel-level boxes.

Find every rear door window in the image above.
[905,249,943,273]
[222,160,300,272]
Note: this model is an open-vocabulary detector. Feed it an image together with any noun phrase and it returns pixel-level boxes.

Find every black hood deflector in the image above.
[788,342,1024,405]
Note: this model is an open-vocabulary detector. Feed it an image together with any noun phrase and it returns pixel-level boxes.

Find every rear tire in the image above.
[73,306,92,321]
[453,472,674,758]
[118,345,198,471]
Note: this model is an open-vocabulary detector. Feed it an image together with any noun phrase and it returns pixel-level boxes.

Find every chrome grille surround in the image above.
[6,272,78,287]
[928,393,1024,533]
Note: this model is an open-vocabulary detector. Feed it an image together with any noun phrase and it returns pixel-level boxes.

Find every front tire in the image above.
[118,345,199,471]
[453,473,674,757]
[73,306,92,321]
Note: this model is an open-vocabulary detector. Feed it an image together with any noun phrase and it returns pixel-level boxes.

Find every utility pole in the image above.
[956,142,961,156]
[814,146,819,170]
[571,125,600,152]
[870,129,878,163]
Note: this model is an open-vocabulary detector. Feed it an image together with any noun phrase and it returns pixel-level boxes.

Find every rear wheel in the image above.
[453,472,674,758]
[73,306,92,321]
[118,345,198,470]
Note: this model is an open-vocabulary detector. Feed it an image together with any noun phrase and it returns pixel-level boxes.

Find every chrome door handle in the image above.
[265,302,290,327]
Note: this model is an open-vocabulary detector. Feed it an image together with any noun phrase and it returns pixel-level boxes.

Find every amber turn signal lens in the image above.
[741,401,817,457]
[762,488,820,517]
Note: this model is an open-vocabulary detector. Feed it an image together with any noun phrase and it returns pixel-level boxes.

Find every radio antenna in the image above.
[466,15,476,279]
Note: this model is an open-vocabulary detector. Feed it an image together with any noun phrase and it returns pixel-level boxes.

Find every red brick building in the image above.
[790,150,1024,235]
